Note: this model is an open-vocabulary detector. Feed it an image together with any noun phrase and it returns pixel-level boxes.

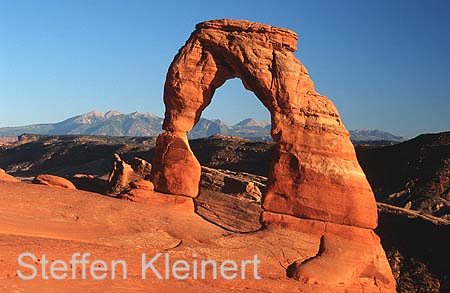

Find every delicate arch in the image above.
[151,19,378,229]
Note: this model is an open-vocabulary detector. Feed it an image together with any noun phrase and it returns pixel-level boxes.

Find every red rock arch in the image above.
[151,19,377,229]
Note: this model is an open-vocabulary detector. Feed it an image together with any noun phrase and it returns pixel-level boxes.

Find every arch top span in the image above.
[162,19,317,135]
[152,19,378,231]
[195,19,299,52]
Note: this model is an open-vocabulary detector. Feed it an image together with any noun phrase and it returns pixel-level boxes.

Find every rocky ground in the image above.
[0,132,449,291]
[3,133,448,220]
[0,181,394,292]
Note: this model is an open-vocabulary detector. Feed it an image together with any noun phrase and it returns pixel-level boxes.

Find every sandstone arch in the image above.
[151,19,377,230]
[150,20,395,288]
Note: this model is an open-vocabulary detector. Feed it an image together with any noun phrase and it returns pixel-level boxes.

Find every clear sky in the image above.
[1,0,449,138]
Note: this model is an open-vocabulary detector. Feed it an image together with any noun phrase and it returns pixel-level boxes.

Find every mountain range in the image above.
[0,110,405,142]
[349,129,405,142]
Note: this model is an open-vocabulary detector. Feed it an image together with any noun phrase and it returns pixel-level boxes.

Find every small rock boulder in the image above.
[130,179,154,191]
[130,157,152,179]
[32,174,76,189]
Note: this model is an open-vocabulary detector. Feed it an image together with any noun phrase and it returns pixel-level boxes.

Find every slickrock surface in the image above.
[2,133,449,289]
[262,212,394,286]
[0,182,393,292]
[151,19,377,229]
[32,174,76,189]
[195,188,263,233]
[0,168,20,182]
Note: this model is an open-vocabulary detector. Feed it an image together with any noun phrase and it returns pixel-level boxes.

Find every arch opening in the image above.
[189,78,273,233]
[188,77,271,140]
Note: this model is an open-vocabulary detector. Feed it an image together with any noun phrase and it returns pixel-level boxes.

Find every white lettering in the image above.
[141,253,162,280]
[50,260,68,280]
[172,260,190,280]
[17,252,37,280]
[90,260,108,280]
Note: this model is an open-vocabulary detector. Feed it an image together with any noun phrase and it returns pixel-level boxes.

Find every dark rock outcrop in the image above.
[357,132,450,220]
[376,203,450,292]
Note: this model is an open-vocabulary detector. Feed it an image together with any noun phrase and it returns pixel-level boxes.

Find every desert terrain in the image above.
[1,132,449,292]
[1,18,449,293]
[0,180,390,293]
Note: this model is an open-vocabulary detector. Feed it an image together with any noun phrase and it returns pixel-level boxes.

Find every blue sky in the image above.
[1,0,449,137]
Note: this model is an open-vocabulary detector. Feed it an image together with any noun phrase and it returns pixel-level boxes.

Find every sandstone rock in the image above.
[151,19,377,229]
[130,179,154,191]
[262,212,395,289]
[195,188,262,233]
[200,166,263,202]
[0,168,20,183]
[149,18,392,288]
[120,189,193,207]
[130,157,152,179]
[108,154,136,194]
[32,174,76,189]
[150,132,201,197]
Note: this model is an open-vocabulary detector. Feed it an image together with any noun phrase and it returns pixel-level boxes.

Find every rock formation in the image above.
[32,174,76,189]
[130,157,152,179]
[130,179,154,191]
[150,19,394,289]
[150,19,376,228]
[201,166,263,202]
[151,133,201,196]
[0,168,20,183]
[108,154,136,194]
[106,154,156,197]
[117,178,155,202]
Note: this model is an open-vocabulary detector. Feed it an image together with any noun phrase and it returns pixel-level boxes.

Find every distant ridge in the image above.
[0,110,404,142]
[0,111,164,137]
[349,129,405,142]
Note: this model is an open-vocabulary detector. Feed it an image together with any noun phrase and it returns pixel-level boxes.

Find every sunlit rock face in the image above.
[145,19,396,289]
[151,19,377,229]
